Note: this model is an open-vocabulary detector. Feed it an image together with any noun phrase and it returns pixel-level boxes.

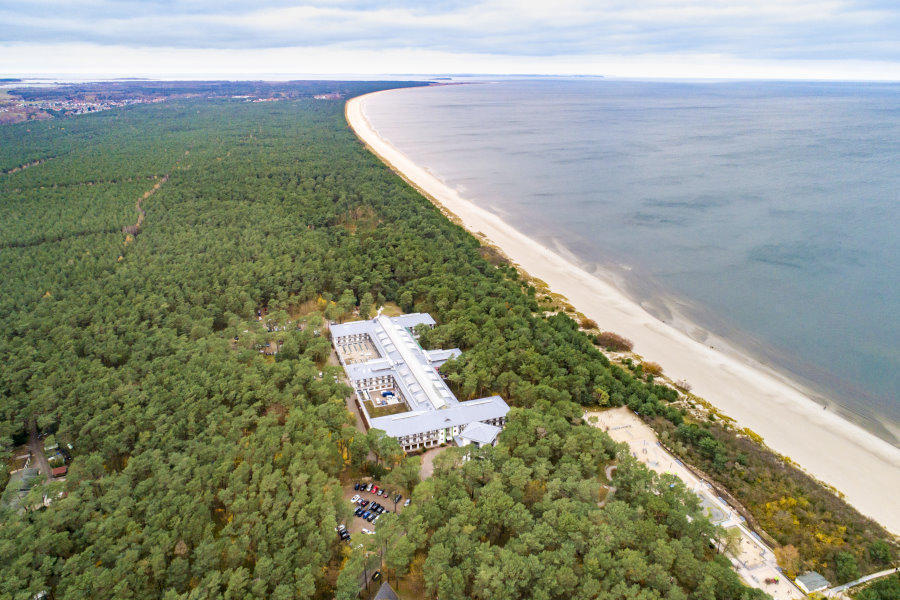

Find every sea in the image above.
[362,78,900,444]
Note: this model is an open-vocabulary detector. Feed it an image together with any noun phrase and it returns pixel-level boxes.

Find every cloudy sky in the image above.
[1,0,898,79]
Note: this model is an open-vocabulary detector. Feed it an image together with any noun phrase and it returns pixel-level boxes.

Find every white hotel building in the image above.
[331,313,510,453]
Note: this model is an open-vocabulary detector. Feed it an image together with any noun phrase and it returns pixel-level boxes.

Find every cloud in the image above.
[0,0,898,77]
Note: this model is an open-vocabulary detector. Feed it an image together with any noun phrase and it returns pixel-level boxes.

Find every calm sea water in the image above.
[364,79,900,443]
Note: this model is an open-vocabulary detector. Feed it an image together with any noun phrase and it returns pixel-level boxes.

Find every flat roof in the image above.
[458,421,502,445]
[333,313,510,438]
[796,572,829,592]
[333,313,462,413]
[370,396,509,437]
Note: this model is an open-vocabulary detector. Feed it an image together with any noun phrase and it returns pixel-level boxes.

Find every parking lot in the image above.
[340,481,409,538]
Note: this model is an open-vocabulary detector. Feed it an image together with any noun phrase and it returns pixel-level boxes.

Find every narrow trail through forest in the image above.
[123,174,169,237]
[1,157,54,176]
[0,226,121,250]
[122,150,189,240]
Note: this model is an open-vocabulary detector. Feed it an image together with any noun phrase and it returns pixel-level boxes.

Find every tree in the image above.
[384,455,421,502]
[338,289,357,319]
[359,292,375,320]
[775,545,801,578]
[835,551,861,584]
[335,549,365,600]
[868,540,892,564]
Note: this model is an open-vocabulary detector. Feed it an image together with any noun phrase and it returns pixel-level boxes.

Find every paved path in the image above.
[418,446,449,480]
[826,567,897,597]
[587,408,805,600]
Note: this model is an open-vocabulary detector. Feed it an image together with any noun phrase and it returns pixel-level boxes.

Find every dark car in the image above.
[360,499,369,507]
[363,511,372,519]
[394,494,402,503]
[340,532,350,541]
[354,483,360,491]
[354,508,363,516]
[371,571,381,582]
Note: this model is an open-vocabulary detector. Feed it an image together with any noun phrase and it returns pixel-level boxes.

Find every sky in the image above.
[1,0,898,80]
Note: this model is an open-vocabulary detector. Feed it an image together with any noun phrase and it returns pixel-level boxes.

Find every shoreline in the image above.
[345,89,900,534]
[545,232,897,444]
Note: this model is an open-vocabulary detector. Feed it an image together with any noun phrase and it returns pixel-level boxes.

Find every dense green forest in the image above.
[0,85,892,599]
[374,408,767,600]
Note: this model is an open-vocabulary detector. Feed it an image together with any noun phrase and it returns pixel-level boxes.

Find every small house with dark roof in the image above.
[373,581,400,600]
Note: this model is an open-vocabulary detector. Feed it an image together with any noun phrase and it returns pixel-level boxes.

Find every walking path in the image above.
[1,156,53,176]
[825,567,897,597]
[587,408,806,600]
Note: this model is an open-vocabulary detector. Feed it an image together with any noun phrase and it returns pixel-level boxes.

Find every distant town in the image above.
[0,78,351,124]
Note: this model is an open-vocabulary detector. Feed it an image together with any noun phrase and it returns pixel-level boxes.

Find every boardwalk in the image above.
[825,567,897,597]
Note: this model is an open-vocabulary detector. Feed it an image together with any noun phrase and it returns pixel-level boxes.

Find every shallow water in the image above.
[364,79,900,443]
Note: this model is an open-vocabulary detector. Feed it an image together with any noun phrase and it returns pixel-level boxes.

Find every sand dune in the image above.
[346,90,900,534]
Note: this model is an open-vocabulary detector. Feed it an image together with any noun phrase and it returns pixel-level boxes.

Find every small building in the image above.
[455,421,502,448]
[796,571,830,594]
[373,582,400,600]
[51,466,68,478]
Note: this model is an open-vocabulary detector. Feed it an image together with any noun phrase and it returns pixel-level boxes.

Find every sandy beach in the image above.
[346,89,900,534]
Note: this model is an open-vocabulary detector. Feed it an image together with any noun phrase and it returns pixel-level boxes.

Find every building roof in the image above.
[330,312,434,339]
[333,313,510,439]
[458,421,502,445]
[796,571,830,593]
[423,348,462,365]
[370,396,509,438]
[51,466,68,477]
[373,582,400,600]
[333,314,461,413]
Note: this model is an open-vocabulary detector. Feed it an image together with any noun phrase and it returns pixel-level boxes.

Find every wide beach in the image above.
[347,89,900,534]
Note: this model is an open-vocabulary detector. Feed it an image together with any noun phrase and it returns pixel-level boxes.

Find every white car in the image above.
[361,528,375,535]
[404,498,411,507]
[350,495,361,504]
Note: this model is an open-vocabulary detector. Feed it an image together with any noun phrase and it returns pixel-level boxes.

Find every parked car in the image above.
[366,513,376,522]
[354,508,363,517]
[394,494,402,503]
[404,498,411,507]
[350,494,360,503]
[360,499,369,507]
[361,528,375,535]
[366,483,373,492]
[353,483,360,491]
[372,485,379,494]
[340,532,351,541]
[372,571,381,582]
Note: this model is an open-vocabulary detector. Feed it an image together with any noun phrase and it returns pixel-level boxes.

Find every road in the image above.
[27,431,52,478]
